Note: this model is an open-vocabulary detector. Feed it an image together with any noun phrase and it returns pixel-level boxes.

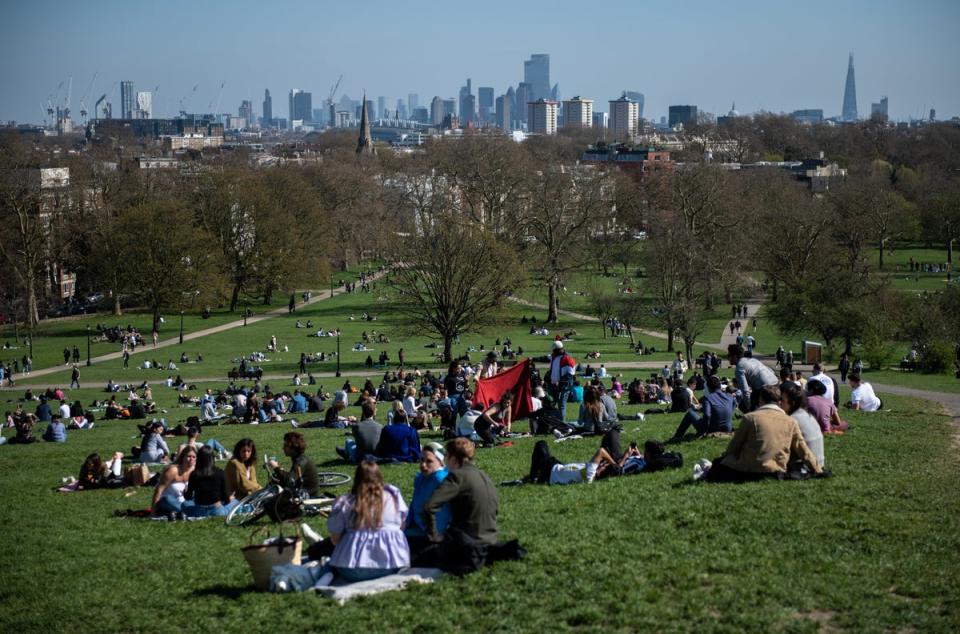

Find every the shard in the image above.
[841,53,858,122]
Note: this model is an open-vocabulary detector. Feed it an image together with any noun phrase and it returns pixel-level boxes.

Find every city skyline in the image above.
[2,0,959,125]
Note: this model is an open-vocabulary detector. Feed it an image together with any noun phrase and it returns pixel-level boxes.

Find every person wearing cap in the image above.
[548,339,576,422]
[405,443,451,557]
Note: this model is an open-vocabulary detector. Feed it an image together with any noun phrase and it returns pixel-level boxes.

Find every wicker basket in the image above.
[241,524,302,590]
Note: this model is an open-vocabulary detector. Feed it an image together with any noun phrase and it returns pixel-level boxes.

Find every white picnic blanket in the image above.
[313,567,443,604]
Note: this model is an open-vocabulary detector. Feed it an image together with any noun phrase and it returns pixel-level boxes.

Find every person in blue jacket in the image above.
[374,410,422,463]
[406,443,451,558]
[43,415,67,442]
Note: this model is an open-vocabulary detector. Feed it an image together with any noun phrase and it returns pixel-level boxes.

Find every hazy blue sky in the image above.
[2,0,958,124]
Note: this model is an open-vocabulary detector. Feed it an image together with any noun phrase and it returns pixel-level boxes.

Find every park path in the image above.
[718,301,764,349]
[509,297,727,351]
[8,271,386,384]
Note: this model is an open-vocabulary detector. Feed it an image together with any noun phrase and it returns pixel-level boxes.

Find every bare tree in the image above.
[389,219,524,362]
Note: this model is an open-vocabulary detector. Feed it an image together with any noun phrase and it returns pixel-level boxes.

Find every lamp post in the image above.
[336,330,341,377]
[330,274,334,299]
[179,311,184,344]
[85,325,91,366]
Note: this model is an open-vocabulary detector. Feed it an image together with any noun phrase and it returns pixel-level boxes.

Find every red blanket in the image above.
[473,358,533,419]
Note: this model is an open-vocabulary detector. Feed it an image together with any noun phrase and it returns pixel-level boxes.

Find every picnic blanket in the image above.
[313,567,443,604]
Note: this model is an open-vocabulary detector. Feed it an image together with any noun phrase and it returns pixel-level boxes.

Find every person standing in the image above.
[69,365,81,390]
[548,340,576,422]
[72,345,80,364]
[63,347,71,365]
[122,349,130,369]
[838,353,851,383]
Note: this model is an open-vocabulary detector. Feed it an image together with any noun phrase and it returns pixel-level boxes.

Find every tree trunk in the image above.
[547,283,558,323]
[112,294,122,317]
[443,335,453,364]
[230,284,241,313]
[627,325,635,345]
[685,340,694,367]
[878,238,885,269]
[152,306,161,335]
[263,283,273,306]
[666,327,675,352]
[771,278,778,303]
[948,238,954,265]
[26,273,39,327]
[844,336,853,355]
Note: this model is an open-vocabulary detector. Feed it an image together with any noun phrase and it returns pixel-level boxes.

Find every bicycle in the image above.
[225,457,351,526]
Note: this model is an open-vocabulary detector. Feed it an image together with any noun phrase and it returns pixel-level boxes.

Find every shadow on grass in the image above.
[193,584,254,600]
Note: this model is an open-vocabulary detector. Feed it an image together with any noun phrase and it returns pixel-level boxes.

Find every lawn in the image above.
[0,382,957,632]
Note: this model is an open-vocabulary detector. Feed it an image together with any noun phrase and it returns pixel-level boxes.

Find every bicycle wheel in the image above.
[224,486,275,526]
[316,472,351,487]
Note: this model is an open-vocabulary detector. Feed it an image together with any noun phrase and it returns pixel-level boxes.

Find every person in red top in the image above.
[548,339,576,422]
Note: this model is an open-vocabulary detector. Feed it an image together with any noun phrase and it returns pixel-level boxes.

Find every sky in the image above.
[2,0,959,125]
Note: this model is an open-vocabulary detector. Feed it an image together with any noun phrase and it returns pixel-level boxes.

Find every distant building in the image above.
[430,96,444,125]
[478,87,494,123]
[289,89,312,122]
[609,94,640,138]
[841,53,858,122]
[459,79,474,124]
[515,83,532,124]
[870,96,889,121]
[792,109,823,125]
[668,105,698,128]
[563,97,594,129]
[623,91,645,119]
[377,96,387,120]
[592,111,608,131]
[443,99,456,118]
[120,81,134,119]
[262,89,273,125]
[581,143,673,177]
[528,99,558,135]
[411,107,428,123]
[524,54,550,102]
[495,94,511,130]
[164,134,224,151]
[239,100,253,127]
[135,92,152,119]
[408,93,419,112]
[716,102,742,127]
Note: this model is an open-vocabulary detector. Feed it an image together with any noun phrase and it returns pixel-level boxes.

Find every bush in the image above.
[860,335,898,371]
[919,339,954,374]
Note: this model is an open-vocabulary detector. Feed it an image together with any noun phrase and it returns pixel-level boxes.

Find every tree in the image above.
[389,219,524,362]
[116,198,221,333]
[588,290,619,339]
[521,166,611,322]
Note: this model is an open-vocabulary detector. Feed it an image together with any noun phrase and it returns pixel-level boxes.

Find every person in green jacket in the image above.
[423,438,498,545]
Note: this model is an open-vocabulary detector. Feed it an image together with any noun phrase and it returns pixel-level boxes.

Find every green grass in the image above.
[852,368,960,394]
[1,383,958,632]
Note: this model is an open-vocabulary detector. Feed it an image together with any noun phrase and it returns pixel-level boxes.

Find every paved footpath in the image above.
[6,271,386,384]
[719,301,764,349]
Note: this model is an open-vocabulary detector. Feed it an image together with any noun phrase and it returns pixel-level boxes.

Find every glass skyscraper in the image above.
[524,54,550,103]
[841,53,858,122]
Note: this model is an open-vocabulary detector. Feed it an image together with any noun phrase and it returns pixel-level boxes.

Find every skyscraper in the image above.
[841,53,858,122]
[459,79,474,123]
[262,89,272,125]
[524,54,550,102]
[430,96,444,125]
[528,99,558,135]
[624,91,645,119]
[870,96,888,121]
[563,97,593,129]
[668,105,698,128]
[120,81,134,119]
[495,94,511,130]
[609,94,639,138]
[377,96,387,120]
[408,93,419,112]
[289,89,313,122]
[239,100,253,126]
[515,82,532,124]
[478,87,494,124]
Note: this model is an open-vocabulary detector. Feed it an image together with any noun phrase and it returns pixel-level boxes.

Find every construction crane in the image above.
[179,84,198,115]
[208,81,225,114]
[327,74,343,106]
[46,81,64,117]
[79,71,99,120]
[326,74,343,126]
[64,77,72,118]
[94,94,107,120]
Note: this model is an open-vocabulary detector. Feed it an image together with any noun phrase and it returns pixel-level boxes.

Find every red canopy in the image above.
[473,358,533,419]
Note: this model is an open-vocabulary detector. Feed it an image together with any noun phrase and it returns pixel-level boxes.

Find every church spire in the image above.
[357,91,375,155]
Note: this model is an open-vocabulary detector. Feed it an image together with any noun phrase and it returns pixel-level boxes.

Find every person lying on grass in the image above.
[528,433,682,485]
[152,446,197,516]
[78,452,124,489]
[695,385,822,483]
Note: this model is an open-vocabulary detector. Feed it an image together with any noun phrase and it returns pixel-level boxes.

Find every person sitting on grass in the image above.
[225,438,261,499]
[137,422,171,463]
[152,446,197,516]
[77,452,124,489]
[845,373,882,412]
[780,383,824,469]
[312,460,410,584]
[696,385,822,483]
[336,400,382,464]
[423,438,498,548]
[805,379,849,434]
[728,343,778,412]
[668,375,736,442]
[405,443,451,557]
[375,408,422,463]
[183,446,239,518]
[175,427,230,461]
[268,431,320,498]
[42,415,67,443]
[474,392,514,446]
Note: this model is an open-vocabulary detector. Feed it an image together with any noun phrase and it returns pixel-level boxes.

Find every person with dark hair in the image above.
[225,438,261,499]
[138,422,170,463]
[42,415,67,443]
[152,446,196,516]
[443,361,469,417]
[845,373,882,412]
[669,375,736,441]
[184,446,238,517]
[474,392,513,446]
[268,431,320,497]
[780,383,824,468]
[727,344,777,412]
[805,379,849,434]
[423,438,498,546]
[77,452,124,490]
[375,408,422,463]
[317,461,410,583]
[698,385,822,483]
